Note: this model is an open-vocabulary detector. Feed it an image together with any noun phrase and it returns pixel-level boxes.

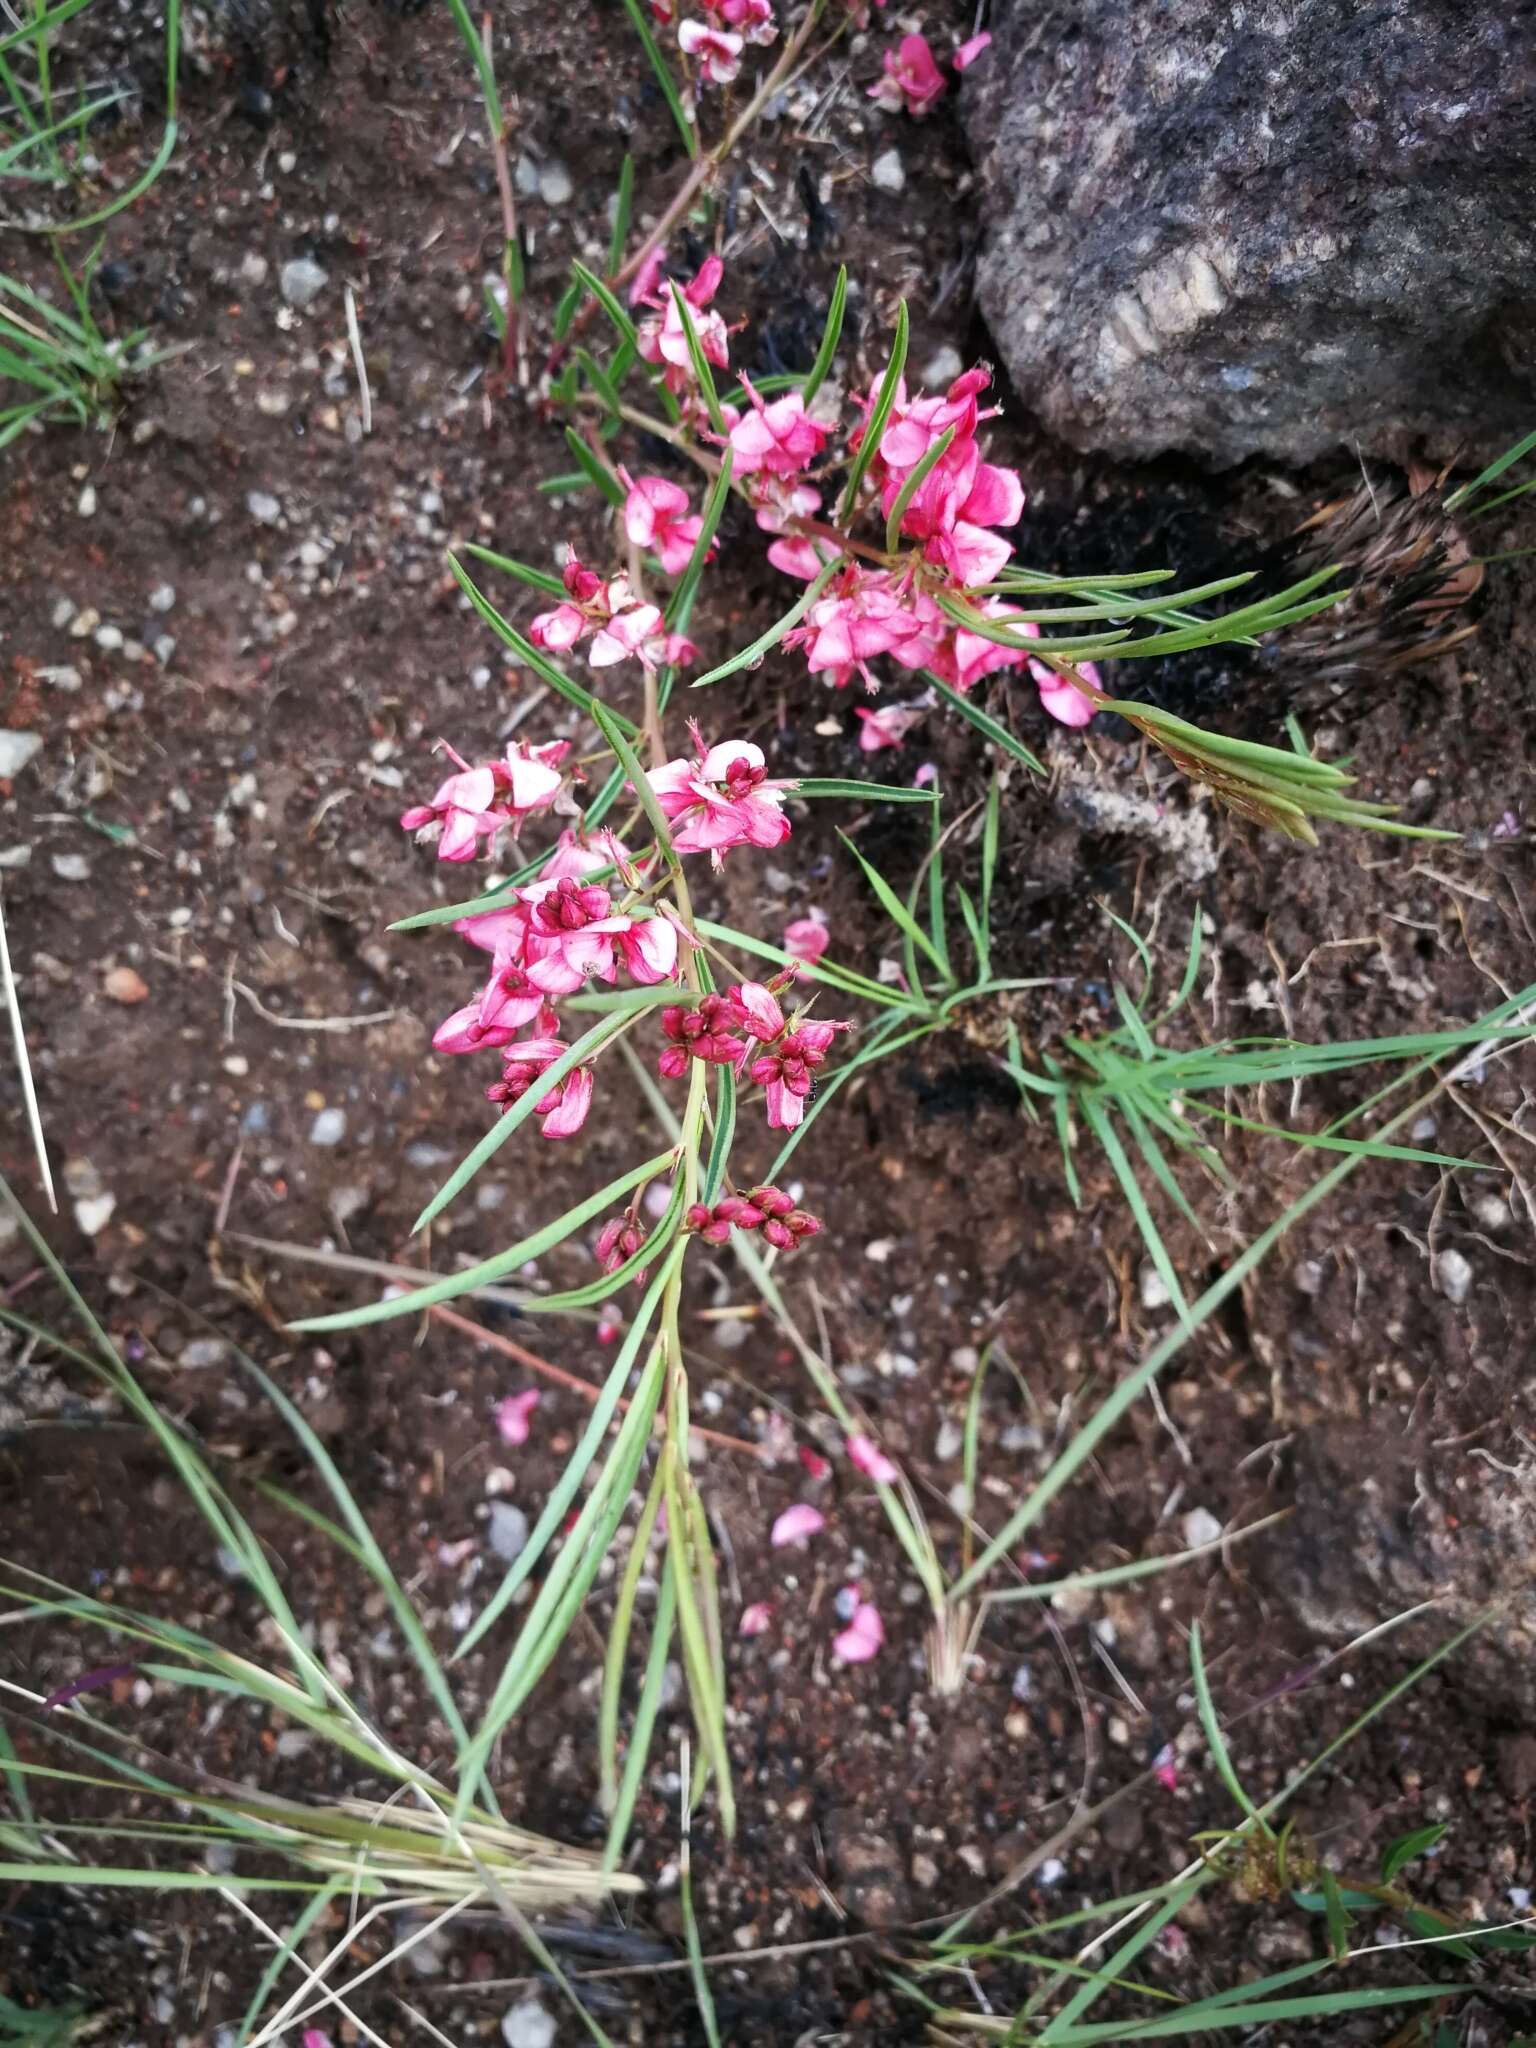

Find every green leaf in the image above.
[838,828,947,976]
[666,451,734,631]
[616,0,697,156]
[838,301,908,524]
[885,423,957,554]
[690,558,840,687]
[669,280,726,434]
[591,702,678,861]
[460,543,565,597]
[561,424,627,508]
[1193,1624,1269,1833]
[608,155,635,274]
[794,776,938,804]
[800,264,847,405]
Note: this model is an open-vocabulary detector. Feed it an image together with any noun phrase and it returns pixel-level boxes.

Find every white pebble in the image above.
[239,251,270,286]
[94,624,124,651]
[1471,1192,1511,1230]
[1433,1248,1472,1307]
[279,255,329,308]
[0,731,42,778]
[870,147,905,193]
[51,852,91,882]
[1182,1507,1224,1549]
[309,1107,347,1146]
[502,2000,557,2048]
[865,1237,896,1264]
[933,1418,964,1461]
[247,490,282,526]
[77,483,97,517]
[1139,1262,1172,1310]
[74,1192,116,1236]
[148,583,177,613]
[538,160,574,206]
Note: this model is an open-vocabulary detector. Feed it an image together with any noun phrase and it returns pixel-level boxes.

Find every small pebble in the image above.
[279,255,329,308]
[310,1107,347,1146]
[1139,1262,1171,1310]
[488,1501,530,1564]
[500,1996,557,2048]
[51,852,92,882]
[247,490,282,526]
[933,1418,963,1461]
[1182,1507,1224,1549]
[921,343,965,389]
[68,605,100,638]
[77,483,97,517]
[94,624,124,651]
[1471,1192,1511,1230]
[239,251,269,286]
[182,1338,231,1370]
[513,154,540,198]
[148,583,176,613]
[74,1192,116,1236]
[0,731,42,779]
[870,147,905,193]
[51,597,76,630]
[103,965,150,1004]
[538,160,574,206]
[1434,1248,1472,1307]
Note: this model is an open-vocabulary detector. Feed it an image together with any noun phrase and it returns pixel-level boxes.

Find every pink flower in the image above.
[847,1433,900,1484]
[519,876,680,994]
[645,727,796,864]
[750,474,821,534]
[730,978,787,1042]
[485,1037,595,1139]
[854,703,926,751]
[1031,658,1101,728]
[713,0,777,42]
[798,1443,831,1481]
[622,471,709,577]
[628,244,668,307]
[784,914,829,975]
[833,1594,885,1663]
[541,827,627,883]
[728,379,834,479]
[679,18,744,85]
[1153,1742,1180,1793]
[952,29,992,71]
[595,1215,648,1276]
[786,565,936,692]
[400,741,566,863]
[738,1600,773,1636]
[658,991,750,1075]
[649,0,674,19]
[869,32,947,115]
[496,1389,542,1446]
[751,1017,852,1129]
[884,438,1025,588]
[529,550,607,652]
[771,1502,825,1547]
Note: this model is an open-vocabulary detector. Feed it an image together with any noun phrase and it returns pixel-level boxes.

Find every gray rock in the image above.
[247,490,282,526]
[148,583,177,613]
[488,1501,530,1563]
[1433,1247,1473,1306]
[239,251,269,286]
[963,5,1536,465]
[279,255,328,309]
[0,731,42,778]
[309,1107,347,1146]
[51,852,91,882]
[181,1338,231,1369]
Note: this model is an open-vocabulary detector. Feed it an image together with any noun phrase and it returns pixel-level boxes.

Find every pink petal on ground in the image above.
[771,1502,826,1547]
[798,1444,831,1481]
[302,2033,336,2048]
[953,29,992,69]
[738,1601,773,1637]
[833,1597,885,1663]
[495,1389,542,1447]
[847,1433,900,1484]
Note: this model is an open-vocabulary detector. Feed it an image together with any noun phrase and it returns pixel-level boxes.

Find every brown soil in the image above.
[2,4,1535,2044]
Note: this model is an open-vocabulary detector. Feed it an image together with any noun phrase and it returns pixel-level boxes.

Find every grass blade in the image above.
[800,263,846,405]
[838,301,908,524]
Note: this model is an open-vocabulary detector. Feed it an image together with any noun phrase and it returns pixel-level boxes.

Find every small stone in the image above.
[1182,1507,1224,1549]
[933,1418,964,1461]
[247,490,282,526]
[1293,1257,1325,1295]
[77,483,97,517]
[1411,1114,1438,1141]
[182,1338,231,1370]
[538,160,574,206]
[68,605,100,639]
[921,343,965,388]
[51,852,91,882]
[0,731,42,779]
[1433,1248,1472,1307]
[153,635,177,665]
[0,846,31,870]
[239,251,270,286]
[94,623,124,651]
[488,1501,530,1564]
[1471,1192,1511,1230]
[501,1999,556,2048]
[870,147,905,193]
[1139,1262,1171,1310]
[911,1852,940,1889]
[148,583,177,613]
[74,1192,116,1236]
[103,965,149,1004]
[865,1237,896,1264]
[51,597,76,630]
[279,255,329,308]
[309,1107,347,1146]
[513,153,541,197]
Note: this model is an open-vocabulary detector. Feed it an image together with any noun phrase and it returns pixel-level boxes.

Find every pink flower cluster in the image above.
[646,729,795,864]
[399,741,568,862]
[687,1184,823,1252]
[659,976,850,1128]
[652,0,777,91]
[530,551,696,673]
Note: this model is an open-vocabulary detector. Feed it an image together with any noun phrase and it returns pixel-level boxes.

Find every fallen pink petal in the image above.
[833,1596,885,1664]
[771,1502,826,1547]
[495,1388,542,1446]
[738,1601,773,1637]
[847,1433,900,1484]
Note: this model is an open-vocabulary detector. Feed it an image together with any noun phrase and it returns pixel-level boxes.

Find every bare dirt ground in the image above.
[2,3,1535,2042]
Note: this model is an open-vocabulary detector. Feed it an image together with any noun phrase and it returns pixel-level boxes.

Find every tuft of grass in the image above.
[0,243,171,445]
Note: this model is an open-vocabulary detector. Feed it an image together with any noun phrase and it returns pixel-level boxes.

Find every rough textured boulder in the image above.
[961,2,1536,467]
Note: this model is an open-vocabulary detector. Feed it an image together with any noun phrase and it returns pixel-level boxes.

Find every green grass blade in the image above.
[616,0,697,156]
[459,543,565,597]
[838,301,908,524]
[690,557,839,687]
[930,677,1046,776]
[838,828,947,975]
[800,263,846,405]
[884,422,956,555]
